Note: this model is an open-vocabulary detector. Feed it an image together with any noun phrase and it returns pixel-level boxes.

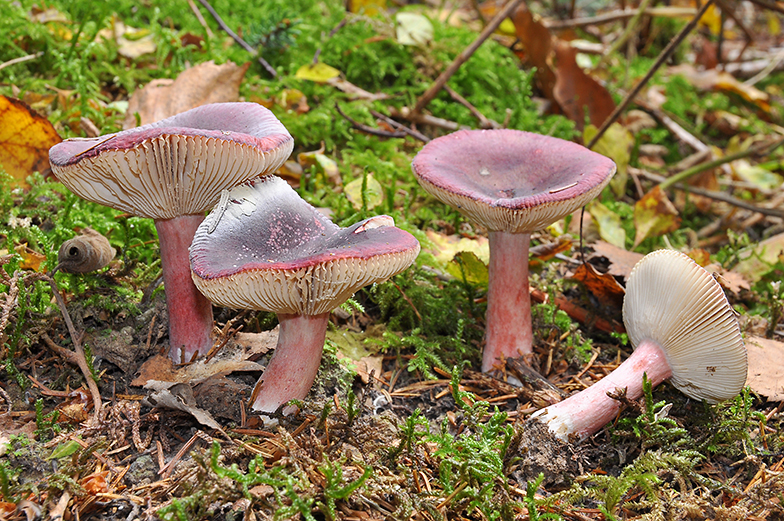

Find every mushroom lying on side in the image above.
[49,103,293,362]
[190,175,420,413]
[412,129,616,371]
[531,249,747,442]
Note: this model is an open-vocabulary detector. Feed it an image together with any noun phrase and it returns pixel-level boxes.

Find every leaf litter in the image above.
[1,0,784,519]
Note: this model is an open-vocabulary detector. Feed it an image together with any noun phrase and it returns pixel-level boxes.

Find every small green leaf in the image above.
[48,440,82,460]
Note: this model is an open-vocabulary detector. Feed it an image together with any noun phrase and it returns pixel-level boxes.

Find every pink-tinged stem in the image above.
[155,216,214,362]
[483,231,533,372]
[533,340,673,441]
[250,313,330,413]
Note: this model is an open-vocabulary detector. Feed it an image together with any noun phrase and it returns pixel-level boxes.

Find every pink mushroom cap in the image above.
[49,102,294,362]
[190,175,420,412]
[412,129,616,371]
[411,129,617,233]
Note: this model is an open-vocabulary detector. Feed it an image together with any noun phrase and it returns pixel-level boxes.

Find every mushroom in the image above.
[49,103,293,362]
[530,249,747,442]
[189,175,420,413]
[411,129,616,371]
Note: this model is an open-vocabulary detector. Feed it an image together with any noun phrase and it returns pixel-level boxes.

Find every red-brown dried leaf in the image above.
[552,40,616,131]
[571,261,625,308]
[512,5,555,100]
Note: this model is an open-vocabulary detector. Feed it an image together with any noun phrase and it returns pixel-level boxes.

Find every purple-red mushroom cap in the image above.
[189,175,421,314]
[622,249,747,403]
[411,129,617,233]
[49,102,294,219]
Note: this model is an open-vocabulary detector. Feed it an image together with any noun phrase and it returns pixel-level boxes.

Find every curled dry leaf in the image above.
[123,60,250,128]
[0,95,62,188]
[57,228,116,274]
[571,261,625,308]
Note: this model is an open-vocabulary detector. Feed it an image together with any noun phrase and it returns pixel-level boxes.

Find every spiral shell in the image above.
[57,228,116,274]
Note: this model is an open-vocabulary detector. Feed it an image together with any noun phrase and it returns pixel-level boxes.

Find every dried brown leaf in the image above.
[746,336,784,401]
[591,240,644,279]
[552,40,616,131]
[123,60,250,128]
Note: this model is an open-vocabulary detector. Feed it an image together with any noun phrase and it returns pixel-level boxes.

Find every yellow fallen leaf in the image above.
[295,62,341,83]
[633,186,680,248]
[0,96,62,188]
[588,201,626,249]
[424,229,489,266]
[344,174,383,210]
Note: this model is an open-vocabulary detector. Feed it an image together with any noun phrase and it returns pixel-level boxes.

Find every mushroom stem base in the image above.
[250,313,330,413]
[156,216,214,363]
[532,339,672,441]
[483,231,533,372]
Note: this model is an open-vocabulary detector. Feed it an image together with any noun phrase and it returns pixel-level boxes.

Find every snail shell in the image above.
[57,228,116,274]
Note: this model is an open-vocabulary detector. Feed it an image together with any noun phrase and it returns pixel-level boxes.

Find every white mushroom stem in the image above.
[532,339,672,441]
[155,216,214,363]
[249,313,330,413]
[483,231,533,371]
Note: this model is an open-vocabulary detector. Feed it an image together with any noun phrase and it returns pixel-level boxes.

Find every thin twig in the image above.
[336,103,408,139]
[411,0,525,115]
[369,110,431,142]
[0,52,44,72]
[544,7,696,29]
[632,167,784,218]
[743,0,784,15]
[195,0,277,78]
[443,85,500,129]
[186,0,214,39]
[658,137,784,191]
[42,274,103,425]
[587,0,715,149]
[714,0,754,47]
[388,107,467,131]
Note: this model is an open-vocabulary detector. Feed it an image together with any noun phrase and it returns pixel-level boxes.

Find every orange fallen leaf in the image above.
[571,261,625,308]
[633,186,681,248]
[81,471,110,495]
[123,60,250,128]
[14,243,47,272]
[0,96,62,188]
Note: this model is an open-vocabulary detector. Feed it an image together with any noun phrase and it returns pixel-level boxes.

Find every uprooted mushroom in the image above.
[530,249,748,442]
[190,175,420,413]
